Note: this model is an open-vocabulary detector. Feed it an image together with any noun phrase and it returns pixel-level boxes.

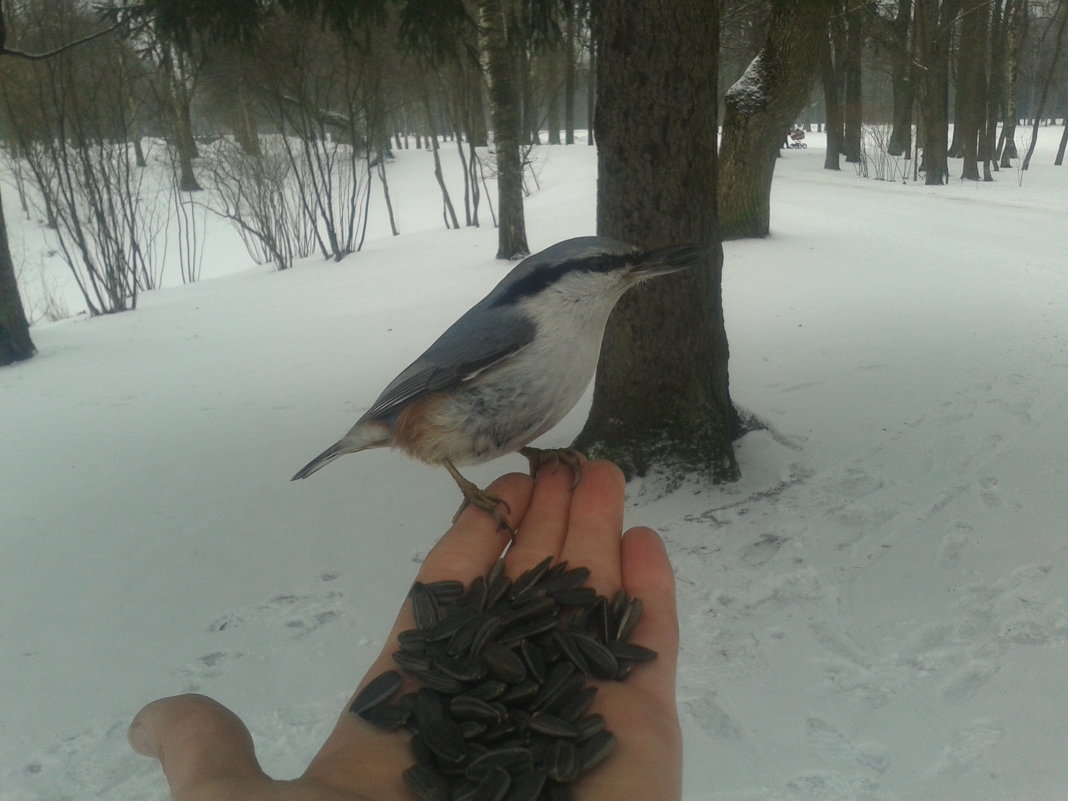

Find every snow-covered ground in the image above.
[3,128,1068,801]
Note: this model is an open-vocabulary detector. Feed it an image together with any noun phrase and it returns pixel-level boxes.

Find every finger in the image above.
[556,460,627,595]
[129,694,267,801]
[619,527,679,701]
[307,472,534,786]
[505,458,581,575]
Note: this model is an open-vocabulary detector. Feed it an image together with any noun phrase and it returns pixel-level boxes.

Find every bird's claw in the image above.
[453,490,515,536]
[519,446,585,488]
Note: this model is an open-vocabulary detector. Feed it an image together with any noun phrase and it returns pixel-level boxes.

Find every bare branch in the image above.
[1,22,121,61]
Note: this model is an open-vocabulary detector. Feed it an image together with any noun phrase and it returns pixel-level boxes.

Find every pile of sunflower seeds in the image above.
[350,556,657,801]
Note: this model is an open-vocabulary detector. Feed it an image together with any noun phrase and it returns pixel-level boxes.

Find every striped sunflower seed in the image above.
[349,669,403,715]
[402,763,450,801]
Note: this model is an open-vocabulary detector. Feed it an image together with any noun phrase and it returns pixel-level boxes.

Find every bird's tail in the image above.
[290,424,389,481]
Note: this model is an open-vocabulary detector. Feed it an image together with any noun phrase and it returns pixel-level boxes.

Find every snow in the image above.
[3,129,1068,800]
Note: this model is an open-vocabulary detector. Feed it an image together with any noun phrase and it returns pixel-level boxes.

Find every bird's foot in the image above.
[452,488,514,535]
[519,446,585,487]
[444,460,515,535]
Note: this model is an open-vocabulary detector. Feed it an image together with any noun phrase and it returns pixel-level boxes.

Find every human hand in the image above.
[128,460,681,800]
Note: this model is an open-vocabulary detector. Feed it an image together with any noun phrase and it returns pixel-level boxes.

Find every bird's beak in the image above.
[626,243,706,282]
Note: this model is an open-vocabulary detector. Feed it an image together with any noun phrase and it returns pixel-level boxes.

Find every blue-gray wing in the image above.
[361,305,536,422]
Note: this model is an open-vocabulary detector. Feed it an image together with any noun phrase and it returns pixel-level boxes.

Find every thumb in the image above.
[129,694,268,800]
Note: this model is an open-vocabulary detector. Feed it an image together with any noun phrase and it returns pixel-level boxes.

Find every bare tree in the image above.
[0,2,121,363]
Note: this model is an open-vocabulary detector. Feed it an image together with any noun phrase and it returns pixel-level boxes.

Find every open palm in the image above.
[130,460,681,801]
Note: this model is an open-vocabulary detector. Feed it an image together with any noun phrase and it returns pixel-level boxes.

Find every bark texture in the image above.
[0,198,36,365]
[718,0,834,240]
[479,0,529,258]
[575,0,739,484]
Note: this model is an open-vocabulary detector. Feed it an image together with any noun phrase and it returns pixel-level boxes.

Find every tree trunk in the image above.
[1000,0,1026,165]
[982,0,1009,179]
[479,0,529,258]
[718,0,834,240]
[0,197,36,366]
[821,25,844,170]
[958,0,990,180]
[1022,0,1068,170]
[842,3,864,162]
[575,0,739,484]
[888,0,915,156]
[916,0,960,185]
[564,2,576,144]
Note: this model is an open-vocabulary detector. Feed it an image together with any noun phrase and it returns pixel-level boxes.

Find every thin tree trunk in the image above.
[842,3,863,162]
[917,0,961,185]
[959,0,990,180]
[564,2,576,144]
[1000,0,1026,165]
[576,0,739,483]
[480,0,529,258]
[821,26,844,170]
[888,0,915,156]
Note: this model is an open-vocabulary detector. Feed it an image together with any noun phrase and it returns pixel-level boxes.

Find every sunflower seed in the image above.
[502,768,547,801]
[469,614,505,656]
[570,632,619,679]
[460,720,488,739]
[499,679,540,705]
[447,613,486,657]
[608,641,658,662]
[510,556,554,600]
[461,575,488,611]
[498,615,559,646]
[548,586,598,607]
[551,630,590,675]
[413,668,468,695]
[465,746,535,780]
[574,713,605,741]
[500,595,557,628]
[577,730,616,774]
[410,582,439,631]
[541,566,590,594]
[464,678,508,701]
[357,702,410,730]
[552,686,597,722]
[473,765,511,801]
[485,571,511,610]
[397,629,428,652]
[450,694,503,723]
[349,669,403,715]
[543,779,573,801]
[426,604,479,642]
[613,597,644,642]
[481,642,526,683]
[403,764,450,801]
[519,639,547,684]
[435,655,487,682]
[425,579,465,604]
[422,715,467,763]
[529,711,580,738]
[393,651,433,673]
[546,739,580,783]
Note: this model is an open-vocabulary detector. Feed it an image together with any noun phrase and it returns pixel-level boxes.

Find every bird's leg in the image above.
[519,446,585,487]
[443,459,515,535]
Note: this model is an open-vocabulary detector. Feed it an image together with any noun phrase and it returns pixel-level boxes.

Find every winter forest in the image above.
[3,0,1068,799]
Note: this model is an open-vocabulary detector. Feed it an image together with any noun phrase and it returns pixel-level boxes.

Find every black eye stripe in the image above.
[489,254,634,308]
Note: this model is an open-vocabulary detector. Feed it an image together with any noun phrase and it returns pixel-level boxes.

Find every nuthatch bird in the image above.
[291,236,703,532]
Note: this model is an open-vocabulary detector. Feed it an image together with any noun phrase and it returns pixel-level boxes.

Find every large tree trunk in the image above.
[479,0,529,259]
[842,3,864,162]
[957,0,990,180]
[575,0,739,484]
[0,197,36,366]
[718,0,834,240]
[916,0,960,185]
[822,9,846,170]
